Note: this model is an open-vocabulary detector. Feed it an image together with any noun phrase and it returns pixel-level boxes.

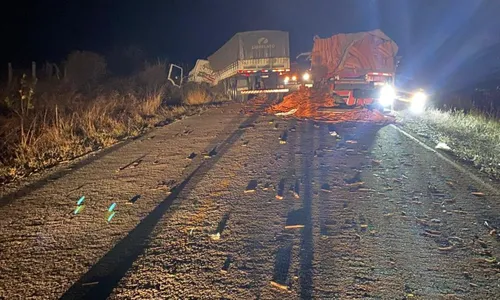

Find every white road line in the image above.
[389,124,498,195]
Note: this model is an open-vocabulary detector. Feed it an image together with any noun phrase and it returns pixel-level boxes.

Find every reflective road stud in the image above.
[77,196,85,206]
[74,196,86,215]
[106,202,117,223]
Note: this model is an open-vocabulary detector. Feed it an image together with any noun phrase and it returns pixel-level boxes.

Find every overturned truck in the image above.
[189,30,292,101]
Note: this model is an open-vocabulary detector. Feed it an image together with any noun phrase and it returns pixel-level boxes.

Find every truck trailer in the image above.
[311,29,399,111]
[189,30,296,101]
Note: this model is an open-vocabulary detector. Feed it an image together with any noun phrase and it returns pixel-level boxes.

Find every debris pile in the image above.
[241,94,269,114]
[267,86,395,124]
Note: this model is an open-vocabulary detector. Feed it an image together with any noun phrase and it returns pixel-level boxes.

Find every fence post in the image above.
[8,63,12,87]
[54,63,60,80]
[32,61,36,79]
[45,61,53,79]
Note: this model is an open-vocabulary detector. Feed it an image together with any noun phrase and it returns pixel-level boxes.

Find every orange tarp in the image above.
[311,29,398,79]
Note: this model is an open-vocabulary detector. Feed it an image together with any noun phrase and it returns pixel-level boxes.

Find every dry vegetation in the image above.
[0,51,221,183]
[401,108,500,179]
[181,82,230,105]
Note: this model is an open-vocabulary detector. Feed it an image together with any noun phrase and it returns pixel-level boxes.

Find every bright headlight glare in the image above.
[292,75,297,81]
[302,72,310,81]
[379,85,395,106]
[412,91,427,103]
[410,91,427,114]
[284,76,290,84]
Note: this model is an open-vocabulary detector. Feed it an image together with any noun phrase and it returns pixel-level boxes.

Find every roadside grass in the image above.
[181,82,230,106]
[0,54,218,183]
[401,108,500,179]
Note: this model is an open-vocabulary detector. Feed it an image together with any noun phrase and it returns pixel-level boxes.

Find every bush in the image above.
[0,73,188,183]
[65,51,107,87]
[0,52,229,183]
[181,82,232,105]
[182,83,214,105]
[136,61,168,91]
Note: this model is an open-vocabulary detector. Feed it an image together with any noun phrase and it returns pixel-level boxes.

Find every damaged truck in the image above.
[189,30,309,101]
[310,29,400,111]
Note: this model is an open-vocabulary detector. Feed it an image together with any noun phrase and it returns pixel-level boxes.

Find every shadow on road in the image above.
[298,120,384,299]
[60,111,262,300]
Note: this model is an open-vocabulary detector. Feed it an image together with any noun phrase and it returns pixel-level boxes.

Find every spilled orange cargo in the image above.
[266,86,394,124]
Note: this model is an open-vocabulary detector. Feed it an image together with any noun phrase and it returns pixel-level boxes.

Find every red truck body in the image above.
[311,30,398,107]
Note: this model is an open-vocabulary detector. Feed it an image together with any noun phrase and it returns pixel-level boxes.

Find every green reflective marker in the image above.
[107,211,116,223]
[108,202,116,212]
[74,205,85,215]
[77,196,85,206]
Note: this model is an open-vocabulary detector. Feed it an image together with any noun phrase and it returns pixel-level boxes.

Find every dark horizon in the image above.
[2,0,500,88]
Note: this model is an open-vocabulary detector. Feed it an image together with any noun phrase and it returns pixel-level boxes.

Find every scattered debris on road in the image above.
[329,130,338,137]
[435,142,452,151]
[220,256,232,274]
[203,147,217,158]
[128,194,141,204]
[270,281,289,291]
[275,108,297,116]
[244,180,258,193]
[293,179,300,199]
[321,183,331,192]
[209,232,221,240]
[118,155,147,171]
[276,179,285,199]
[267,86,395,123]
[279,131,288,144]
[284,224,305,229]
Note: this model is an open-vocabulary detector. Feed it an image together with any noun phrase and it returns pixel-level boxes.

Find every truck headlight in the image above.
[292,75,297,81]
[410,91,427,114]
[379,85,395,107]
[302,72,310,81]
[284,76,290,84]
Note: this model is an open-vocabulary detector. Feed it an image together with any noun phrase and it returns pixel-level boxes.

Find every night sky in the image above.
[3,0,500,88]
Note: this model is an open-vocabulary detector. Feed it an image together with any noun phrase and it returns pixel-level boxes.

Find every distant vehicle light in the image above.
[292,75,297,81]
[302,72,310,81]
[379,84,395,107]
[410,91,427,114]
[284,76,290,84]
